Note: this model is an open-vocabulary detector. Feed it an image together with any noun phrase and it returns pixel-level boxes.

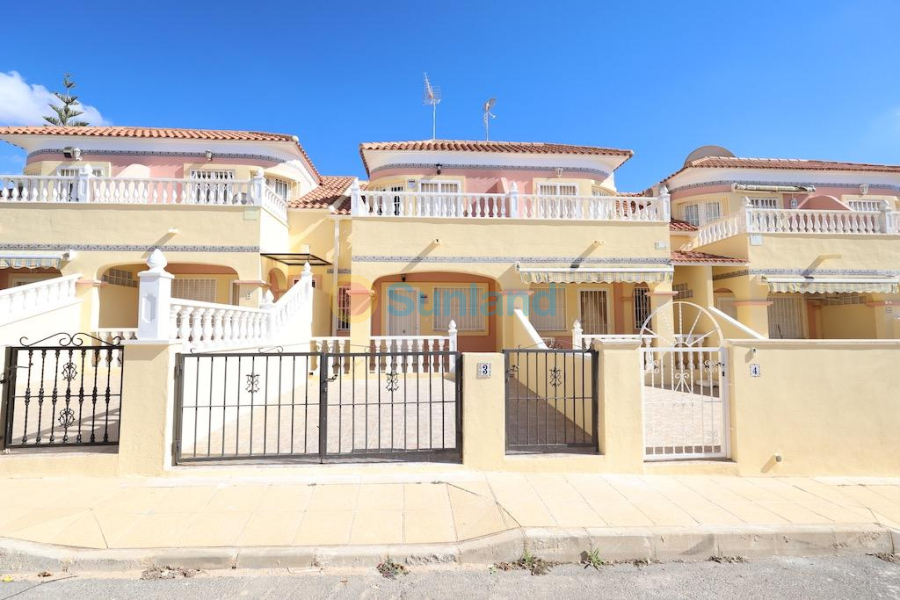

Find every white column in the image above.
[658,184,670,222]
[448,319,458,372]
[572,319,583,350]
[350,180,366,216]
[251,167,266,206]
[75,164,94,203]
[136,249,174,341]
[508,182,520,218]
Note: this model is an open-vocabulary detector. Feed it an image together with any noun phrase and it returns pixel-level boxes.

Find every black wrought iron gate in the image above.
[1,333,124,450]
[173,350,462,464]
[504,348,598,454]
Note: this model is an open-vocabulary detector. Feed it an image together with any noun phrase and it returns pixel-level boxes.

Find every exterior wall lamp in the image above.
[435,164,442,175]
[205,150,214,162]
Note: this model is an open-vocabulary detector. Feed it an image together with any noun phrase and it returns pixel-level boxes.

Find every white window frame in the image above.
[189,170,235,181]
[172,278,218,303]
[681,201,722,226]
[56,164,107,177]
[538,182,578,196]
[529,285,567,332]
[579,289,611,335]
[432,285,485,332]
[265,176,292,201]
[418,180,462,194]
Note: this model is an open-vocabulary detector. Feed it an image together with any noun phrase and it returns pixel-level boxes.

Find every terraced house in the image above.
[1,126,900,476]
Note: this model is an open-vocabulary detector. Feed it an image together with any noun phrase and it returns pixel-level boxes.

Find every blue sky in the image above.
[1,0,899,190]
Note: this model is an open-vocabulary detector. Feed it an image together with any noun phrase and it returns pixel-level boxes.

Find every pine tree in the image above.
[43,73,90,127]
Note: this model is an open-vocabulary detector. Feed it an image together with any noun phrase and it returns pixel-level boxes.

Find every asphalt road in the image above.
[1,555,899,599]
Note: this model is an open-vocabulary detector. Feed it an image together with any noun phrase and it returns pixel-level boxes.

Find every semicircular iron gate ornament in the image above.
[638,301,730,461]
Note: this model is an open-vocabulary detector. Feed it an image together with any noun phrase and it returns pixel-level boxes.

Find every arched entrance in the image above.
[639,301,729,461]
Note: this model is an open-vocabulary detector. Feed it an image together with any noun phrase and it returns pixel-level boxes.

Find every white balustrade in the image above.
[0,175,77,202]
[688,205,900,250]
[0,172,288,222]
[170,300,269,350]
[92,328,138,344]
[746,208,883,235]
[0,274,81,325]
[353,186,669,223]
[572,320,640,349]
[370,321,458,373]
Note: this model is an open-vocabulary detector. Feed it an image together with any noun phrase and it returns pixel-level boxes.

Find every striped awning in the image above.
[0,251,71,270]
[763,276,900,294]
[517,264,673,285]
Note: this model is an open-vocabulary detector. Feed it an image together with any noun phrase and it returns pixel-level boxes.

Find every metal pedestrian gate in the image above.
[504,348,598,454]
[639,302,730,461]
[173,349,462,464]
[2,333,124,450]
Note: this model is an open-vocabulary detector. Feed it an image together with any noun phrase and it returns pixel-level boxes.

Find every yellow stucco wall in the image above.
[727,339,900,476]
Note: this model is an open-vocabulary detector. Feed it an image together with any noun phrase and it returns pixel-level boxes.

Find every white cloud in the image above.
[0,71,108,126]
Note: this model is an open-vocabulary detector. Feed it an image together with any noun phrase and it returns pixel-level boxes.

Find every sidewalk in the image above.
[0,471,898,570]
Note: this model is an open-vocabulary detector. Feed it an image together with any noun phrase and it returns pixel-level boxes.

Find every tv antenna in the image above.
[423,73,442,140]
[483,98,497,141]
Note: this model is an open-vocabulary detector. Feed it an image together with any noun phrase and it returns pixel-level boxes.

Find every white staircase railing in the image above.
[0,274,81,326]
[135,250,313,350]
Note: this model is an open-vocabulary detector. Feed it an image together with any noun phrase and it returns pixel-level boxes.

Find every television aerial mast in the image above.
[483,98,497,141]
[423,73,442,140]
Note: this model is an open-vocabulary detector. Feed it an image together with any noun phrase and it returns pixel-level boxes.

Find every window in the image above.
[591,186,612,197]
[190,170,235,181]
[418,180,461,194]
[266,177,291,201]
[683,204,700,226]
[681,201,721,226]
[674,282,693,299]
[172,278,217,303]
[716,297,737,319]
[848,200,883,212]
[336,286,351,331]
[58,165,105,177]
[748,197,779,209]
[579,290,609,335]
[432,285,485,331]
[103,268,137,288]
[767,296,805,339]
[530,285,566,331]
[633,286,651,332]
[538,183,578,196]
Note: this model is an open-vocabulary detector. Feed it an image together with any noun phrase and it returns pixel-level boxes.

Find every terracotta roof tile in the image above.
[670,250,745,265]
[669,219,698,232]
[289,176,355,212]
[359,140,633,175]
[0,126,320,179]
[663,154,900,184]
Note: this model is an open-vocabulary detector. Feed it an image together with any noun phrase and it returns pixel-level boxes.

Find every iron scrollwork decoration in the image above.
[385,370,400,392]
[549,366,562,388]
[245,373,260,393]
[18,332,123,348]
[61,360,78,382]
[505,364,519,380]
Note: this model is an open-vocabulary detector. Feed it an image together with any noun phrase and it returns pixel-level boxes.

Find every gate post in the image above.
[594,339,644,469]
[318,354,329,462]
[0,346,15,450]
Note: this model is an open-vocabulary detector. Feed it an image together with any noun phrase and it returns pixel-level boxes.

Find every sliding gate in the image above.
[173,350,461,464]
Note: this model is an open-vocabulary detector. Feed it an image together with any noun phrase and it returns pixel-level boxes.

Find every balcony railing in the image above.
[352,182,670,223]
[686,203,900,249]
[0,168,288,222]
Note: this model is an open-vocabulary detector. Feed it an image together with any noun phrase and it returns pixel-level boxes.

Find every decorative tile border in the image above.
[353,254,669,265]
[0,243,260,253]
[27,148,284,163]
[670,179,900,194]
[369,162,610,179]
[713,267,900,281]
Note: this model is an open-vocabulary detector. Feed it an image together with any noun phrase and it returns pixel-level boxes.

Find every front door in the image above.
[386,286,420,336]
